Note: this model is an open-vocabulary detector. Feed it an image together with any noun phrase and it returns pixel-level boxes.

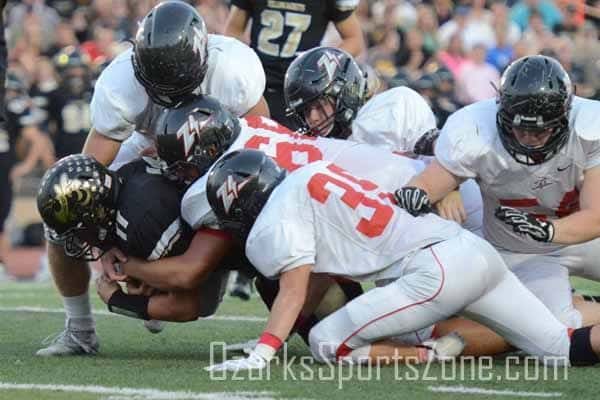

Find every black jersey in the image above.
[232,0,357,87]
[47,88,93,159]
[114,160,193,260]
[0,95,43,165]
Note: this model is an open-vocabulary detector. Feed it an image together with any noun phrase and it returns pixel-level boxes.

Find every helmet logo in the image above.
[317,52,341,82]
[177,114,211,159]
[216,175,252,215]
[52,173,92,223]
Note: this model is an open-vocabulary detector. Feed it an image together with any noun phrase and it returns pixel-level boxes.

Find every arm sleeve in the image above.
[434,109,487,179]
[230,0,253,11]
[246,220,316,279]
[328,0,359,21]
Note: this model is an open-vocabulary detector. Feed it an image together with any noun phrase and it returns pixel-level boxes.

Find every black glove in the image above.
[394,186,433,217]
[495,206,555,243]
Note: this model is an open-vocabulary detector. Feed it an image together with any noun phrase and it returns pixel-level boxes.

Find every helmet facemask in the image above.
[496,55,573,166]
[285,47,367,139]
[497,95,572,165]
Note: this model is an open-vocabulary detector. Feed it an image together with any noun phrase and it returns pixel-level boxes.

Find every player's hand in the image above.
[126,278,157,296]
[394,186,433,217]
[494,206,555,242]
[95,274,121,304]
[100,247,128,281]
[225,339,259,355]
[436,190,466,224]
[204,350,268,372]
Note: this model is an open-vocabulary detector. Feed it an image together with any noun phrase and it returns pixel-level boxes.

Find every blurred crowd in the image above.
[6,0,600,184]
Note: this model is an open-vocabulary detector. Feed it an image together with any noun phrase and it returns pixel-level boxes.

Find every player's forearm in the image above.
[406,160,461,204]
[263,286,307,342]
[339,35,365,58]
[123,257,211,291]
[148,290,201,322]
[552,210,600,244]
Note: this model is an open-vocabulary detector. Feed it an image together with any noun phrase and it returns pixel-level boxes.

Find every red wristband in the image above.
[258,332,283,351]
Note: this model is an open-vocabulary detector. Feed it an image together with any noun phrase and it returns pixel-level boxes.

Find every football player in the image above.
[224,0,363,130]
[37,154,233,336]
[395,55,600,352]
[204,149,600,371]
[39,0,268,356]
[224,0,364,299]
[283,46,482,233]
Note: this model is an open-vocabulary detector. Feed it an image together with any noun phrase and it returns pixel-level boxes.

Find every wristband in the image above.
[107,290,150,320]
[254,332,283,361]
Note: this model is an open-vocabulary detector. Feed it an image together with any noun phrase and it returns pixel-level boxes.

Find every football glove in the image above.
[394,186,433,217]
[204,350,268,372]
[495,206,555,243]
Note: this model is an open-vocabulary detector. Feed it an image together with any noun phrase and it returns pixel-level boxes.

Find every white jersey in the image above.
[435,96,600,253]
[349,87,438,154]
[347,87,483,235]
[91,35,265,141]
[247,161,462,281]
[182,116,426,229]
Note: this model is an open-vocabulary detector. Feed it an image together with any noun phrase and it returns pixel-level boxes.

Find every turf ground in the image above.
[1,277,600,400]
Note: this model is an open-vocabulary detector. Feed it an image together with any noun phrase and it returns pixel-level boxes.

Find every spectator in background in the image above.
[490,0,522,45]
[0,71,55,279]
[486,22,514,72]
[510,0,562,31]
[395,29,431,78]
[456,43,500,104]
[47,46,93,159]
[437,32,468,78]
[433,0,454,26]
[522,9,555,51]
[462,0,496,51]
[366,28,401,80]
[573,22,600,98]
[415,4,440,56]
[554,1,584,36]
[438,5,470,48]
[81,24,117,64]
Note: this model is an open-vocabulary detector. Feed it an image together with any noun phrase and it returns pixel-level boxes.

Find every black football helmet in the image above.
[37,155,121,260]
[284,47,367,138]
[154,94,240,184]
[53,46,92,95]
[497,55,573,165]
[132,1,208,107]
[206,149,286,242]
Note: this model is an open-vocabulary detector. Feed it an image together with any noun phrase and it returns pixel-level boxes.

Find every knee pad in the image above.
[569,327,600,366]
[309,323,338,363]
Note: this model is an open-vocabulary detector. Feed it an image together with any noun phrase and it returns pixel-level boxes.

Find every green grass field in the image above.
[1,277,600,400]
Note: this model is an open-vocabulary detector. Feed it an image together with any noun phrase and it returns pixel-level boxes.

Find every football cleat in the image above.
[36,319,99,357]
[419,331,465,362]
[143,319,166,334]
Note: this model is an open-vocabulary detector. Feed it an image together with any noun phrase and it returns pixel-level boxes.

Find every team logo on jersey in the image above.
[176,114,212,158]
[317,52,341,82]
[216,175,252,214]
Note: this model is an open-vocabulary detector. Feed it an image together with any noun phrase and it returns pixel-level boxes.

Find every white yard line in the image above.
[428,385,562,397]
[0,306,267,322]
[0,382,279,400]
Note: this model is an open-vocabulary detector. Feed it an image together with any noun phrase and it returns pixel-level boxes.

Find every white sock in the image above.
[344,345,371,364]
[64,293,94,329]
